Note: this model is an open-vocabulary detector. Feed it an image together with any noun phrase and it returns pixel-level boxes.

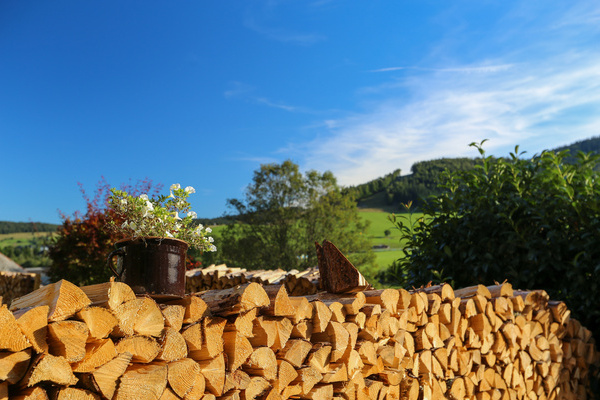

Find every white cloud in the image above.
[300,52,600,186]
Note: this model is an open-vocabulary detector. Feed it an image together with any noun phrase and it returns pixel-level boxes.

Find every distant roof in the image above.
[0,252,26,272]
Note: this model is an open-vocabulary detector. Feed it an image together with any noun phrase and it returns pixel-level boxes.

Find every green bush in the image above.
[387,141,600,343]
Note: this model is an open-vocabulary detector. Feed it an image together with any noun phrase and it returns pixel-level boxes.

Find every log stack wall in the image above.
[0,279,598,399]
[0,271,40,307]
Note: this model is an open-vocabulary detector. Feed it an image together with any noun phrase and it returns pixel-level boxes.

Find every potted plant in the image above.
[106,183,216,298]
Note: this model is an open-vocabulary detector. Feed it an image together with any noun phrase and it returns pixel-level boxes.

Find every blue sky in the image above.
[2,1,600,224]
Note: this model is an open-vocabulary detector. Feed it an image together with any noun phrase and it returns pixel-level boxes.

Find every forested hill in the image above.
[0,221,60,234]
[351,136,600,210]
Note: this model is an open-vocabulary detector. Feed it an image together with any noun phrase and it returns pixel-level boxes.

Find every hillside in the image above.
[353,136,600,211]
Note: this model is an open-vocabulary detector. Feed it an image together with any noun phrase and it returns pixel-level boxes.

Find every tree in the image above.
[48,178,163,285]
[385,141,600,345]
[220,160,375,272]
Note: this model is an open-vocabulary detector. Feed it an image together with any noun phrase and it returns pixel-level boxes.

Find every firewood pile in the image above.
[0,277,598,400]
[0,271,40,307]
[186,265,320,296]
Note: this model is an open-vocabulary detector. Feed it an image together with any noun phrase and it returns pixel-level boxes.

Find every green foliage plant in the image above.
[221,160,375,273]
[388,141,600,343]
[108,183,216,252]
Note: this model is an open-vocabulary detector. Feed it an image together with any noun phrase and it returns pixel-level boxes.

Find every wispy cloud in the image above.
[370,64,515,74]
[224,81,304,112]
[298,51,600,186]
[243,11,325,45]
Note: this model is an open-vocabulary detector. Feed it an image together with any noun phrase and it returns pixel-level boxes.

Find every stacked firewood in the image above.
[1,279,598,399]
[186,265,320,296]
[0,271,40,307]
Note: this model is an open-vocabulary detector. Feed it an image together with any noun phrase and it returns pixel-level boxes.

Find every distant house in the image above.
[0,252,26,273]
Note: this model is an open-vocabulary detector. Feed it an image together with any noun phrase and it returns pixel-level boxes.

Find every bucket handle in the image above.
[106,248,126,280]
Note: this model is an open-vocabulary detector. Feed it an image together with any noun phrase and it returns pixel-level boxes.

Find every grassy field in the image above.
[358,209,424,270]
[0,232,55,247]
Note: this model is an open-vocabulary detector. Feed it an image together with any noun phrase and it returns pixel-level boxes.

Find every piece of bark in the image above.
[0,304,31,352]
[75,306,118,341]
[315,241,371,294]
[167,358,201,398]
[79,352,132,400]
[15,305,49,353]
[0,348,31,384]
[115,336,161,363]
[21,353,78,388]
[198,282,270,316]
[113,362,168,400]
[80,278,136,310]
[71,338,118,373]
[10,280,91,322]
[47,320,89,362]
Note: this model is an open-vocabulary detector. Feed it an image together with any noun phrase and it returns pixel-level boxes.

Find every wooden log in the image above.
[112,297,165,338]
[197,282,270,316]
[166,358,200,398]
[80,278,136,310]
[113,362,168,400]
[223,330,253,372]
[14,305,48,353]
[0,348,31,384]
[115,336,161,363]
[197,353,226,396]
[79,352,133,400]
[75,306,119,341]
[156,327,188,362]
[160,304,185,332]
[51,388,101,400]
[10,386,49,400]
[166,295,209,324]
[277,339,312,368]
[47,320,89,362]
[10,280,91,322]
[20,353,78,388]
[71,338,117,373]
[243,347,278,381]
[0,304,31,352]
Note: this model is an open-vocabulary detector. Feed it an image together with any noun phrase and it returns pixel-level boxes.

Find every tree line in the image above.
[0,221,59,234]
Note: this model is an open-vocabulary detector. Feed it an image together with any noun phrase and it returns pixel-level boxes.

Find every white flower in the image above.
[187,211,197,219]
[196,224,204,231]
[166,231,174,238]
[139,194,149,200]
[170,183,181,191]
[145,201,154,210]
[205,227,212,233]
[120,199,127,206]
[185,186,196,194]
[208,236,214,243]
[173,212,182,220]
[210,245,217,252]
